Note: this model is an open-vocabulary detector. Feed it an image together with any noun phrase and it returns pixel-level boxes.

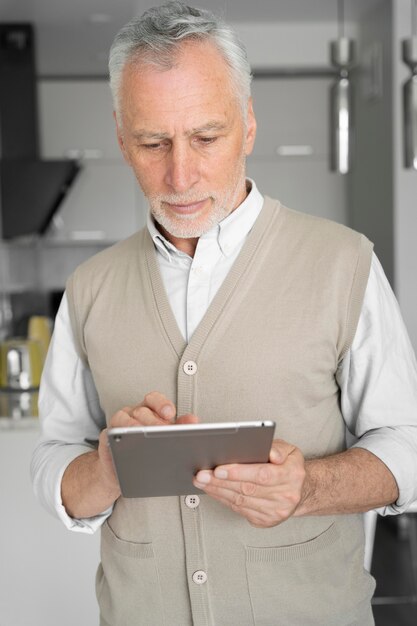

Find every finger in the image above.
[176,413,199,425]
[200,461,277,485]
[193,470,266,502]
[98,429,111,462]
[194,479,296,524]
[110,408,141,428]
[110,405,170,427]
[130,405,172,426]
[195,481,277,519]
[98,429,122,491]
[139,391,176,422]
[269,439,299,465]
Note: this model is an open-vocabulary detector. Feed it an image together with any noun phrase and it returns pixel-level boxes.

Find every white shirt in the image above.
[31,181,417,533]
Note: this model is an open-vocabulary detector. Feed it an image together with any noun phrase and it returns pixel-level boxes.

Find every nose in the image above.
[164,142,200,193]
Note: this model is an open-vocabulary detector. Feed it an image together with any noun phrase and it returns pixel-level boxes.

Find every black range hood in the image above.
[0,24,80,239]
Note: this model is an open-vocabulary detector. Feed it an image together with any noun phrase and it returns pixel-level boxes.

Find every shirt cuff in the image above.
[351,427,417,515]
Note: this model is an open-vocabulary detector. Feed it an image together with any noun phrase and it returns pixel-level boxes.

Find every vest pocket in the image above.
[245,522,375,626]
[97,520,165,626]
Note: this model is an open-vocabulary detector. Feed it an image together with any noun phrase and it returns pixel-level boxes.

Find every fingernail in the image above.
[270,449,282,463]
[214,468,228,479]
[161,405,174,419]
[195,471,211,484]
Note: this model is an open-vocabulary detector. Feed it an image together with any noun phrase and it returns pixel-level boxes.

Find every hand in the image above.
[193,439,306,528]
[62,392,199,518]
[98,392,199,491]
[110,391,178,427]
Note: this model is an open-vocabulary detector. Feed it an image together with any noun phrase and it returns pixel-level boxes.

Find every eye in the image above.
[141,140,170,151]
[196,136,217,145]
[142,143,163,150]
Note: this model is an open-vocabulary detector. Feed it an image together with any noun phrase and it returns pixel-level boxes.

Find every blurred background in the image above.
[0,1,416,624]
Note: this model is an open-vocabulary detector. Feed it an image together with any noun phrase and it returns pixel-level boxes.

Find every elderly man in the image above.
[32,2,417,625]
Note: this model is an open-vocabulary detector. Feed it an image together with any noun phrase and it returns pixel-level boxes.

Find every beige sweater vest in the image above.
[67,198,376,626]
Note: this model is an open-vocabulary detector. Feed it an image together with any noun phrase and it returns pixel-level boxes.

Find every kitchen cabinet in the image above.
[46,160,145,242]
[0,423,100,626]
[248,77,347,224]
[38,80,146,243]
[250,78,331,159]
[247,159,346,223]
[38,81,121,160]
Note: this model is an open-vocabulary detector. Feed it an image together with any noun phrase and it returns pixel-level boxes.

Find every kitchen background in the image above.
[0,0,416,624]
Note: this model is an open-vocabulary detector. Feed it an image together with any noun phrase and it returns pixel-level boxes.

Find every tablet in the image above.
[108,420,275,498]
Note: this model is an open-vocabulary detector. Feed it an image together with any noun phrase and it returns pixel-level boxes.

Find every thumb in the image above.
[269,439,297,465]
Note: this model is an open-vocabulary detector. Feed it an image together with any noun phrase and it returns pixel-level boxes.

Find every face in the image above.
[115,40,256,250]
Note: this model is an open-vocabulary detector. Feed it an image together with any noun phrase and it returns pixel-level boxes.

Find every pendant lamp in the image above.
[403,0,417,169]
[330,0,355,174]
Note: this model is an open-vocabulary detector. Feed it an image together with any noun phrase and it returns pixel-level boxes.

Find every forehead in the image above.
[119,40,239,129]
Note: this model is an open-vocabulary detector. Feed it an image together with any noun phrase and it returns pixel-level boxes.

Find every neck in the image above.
[158,226,199,257]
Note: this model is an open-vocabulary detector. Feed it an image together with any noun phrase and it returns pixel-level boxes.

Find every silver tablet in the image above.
[108,420,276,498]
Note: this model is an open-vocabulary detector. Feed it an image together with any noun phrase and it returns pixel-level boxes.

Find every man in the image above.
[31,2,417,625]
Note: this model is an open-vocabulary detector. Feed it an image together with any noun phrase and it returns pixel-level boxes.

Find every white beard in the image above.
[147,153,247,239]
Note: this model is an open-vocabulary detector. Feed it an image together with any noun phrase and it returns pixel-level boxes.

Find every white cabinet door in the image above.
[38,80,121,160]
[248,77,347,225]
[247,159,347,224]
[38,80,146,242]
[250,78,331,159]
[49,161,145,242]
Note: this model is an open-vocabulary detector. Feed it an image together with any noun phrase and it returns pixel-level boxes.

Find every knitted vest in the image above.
[66,197,375,626]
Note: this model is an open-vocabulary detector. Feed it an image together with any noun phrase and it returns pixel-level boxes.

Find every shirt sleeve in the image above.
[337,253,417,515]
[30,292,112,534]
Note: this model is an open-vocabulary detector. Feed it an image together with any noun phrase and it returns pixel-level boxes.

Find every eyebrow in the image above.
[132,121,229,141]
[189,121,228,135]
[132,130,170,141]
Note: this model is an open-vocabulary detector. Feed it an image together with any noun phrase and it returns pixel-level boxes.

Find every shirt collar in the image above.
[147,178,264,261]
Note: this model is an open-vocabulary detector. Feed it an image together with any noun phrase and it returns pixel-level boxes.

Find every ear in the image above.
[244,97,257,157]
[114,111,131,165]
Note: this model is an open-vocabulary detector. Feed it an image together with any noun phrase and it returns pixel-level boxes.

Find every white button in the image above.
[185,495,200,509]
[192,570,207,585]
[183,360,197,375]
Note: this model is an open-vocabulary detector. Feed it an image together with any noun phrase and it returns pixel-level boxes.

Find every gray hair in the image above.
[109,1,252,120]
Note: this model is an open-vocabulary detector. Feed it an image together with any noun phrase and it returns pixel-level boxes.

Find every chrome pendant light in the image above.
[403,0,417,170]
[330,0,355,174]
